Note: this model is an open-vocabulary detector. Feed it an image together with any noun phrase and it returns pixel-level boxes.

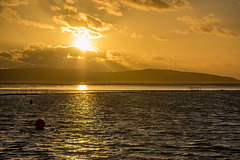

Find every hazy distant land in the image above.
[0,68,239,85]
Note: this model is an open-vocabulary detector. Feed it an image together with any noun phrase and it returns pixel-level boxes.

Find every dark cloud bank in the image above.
[0,43,129,71]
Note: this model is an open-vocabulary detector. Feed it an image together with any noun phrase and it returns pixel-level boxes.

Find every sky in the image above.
[0,0,240,79]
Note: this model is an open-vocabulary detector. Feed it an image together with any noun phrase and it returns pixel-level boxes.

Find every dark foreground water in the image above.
[1,90,240,159]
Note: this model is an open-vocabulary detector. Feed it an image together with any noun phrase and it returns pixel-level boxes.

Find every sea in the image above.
[0,84,240,159]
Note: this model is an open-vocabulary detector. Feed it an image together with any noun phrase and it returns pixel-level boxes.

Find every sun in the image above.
[74,38,92,51]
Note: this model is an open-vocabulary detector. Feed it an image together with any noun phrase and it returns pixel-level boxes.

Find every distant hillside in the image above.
[0,68,239,84]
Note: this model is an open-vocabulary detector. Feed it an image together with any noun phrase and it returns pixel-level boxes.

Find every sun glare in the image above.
[77,85,88,91]
[74,38,92,51]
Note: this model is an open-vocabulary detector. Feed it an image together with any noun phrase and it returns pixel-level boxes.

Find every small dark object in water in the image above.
[30,99,33,104]
[35,119,45,130]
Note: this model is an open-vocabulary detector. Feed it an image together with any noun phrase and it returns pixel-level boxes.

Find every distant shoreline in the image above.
[1,82,240,85]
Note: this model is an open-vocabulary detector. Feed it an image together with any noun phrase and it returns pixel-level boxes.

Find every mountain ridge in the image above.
[0,68,239,84]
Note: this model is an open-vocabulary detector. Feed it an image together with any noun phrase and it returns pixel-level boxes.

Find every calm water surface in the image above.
[1,89,240,159]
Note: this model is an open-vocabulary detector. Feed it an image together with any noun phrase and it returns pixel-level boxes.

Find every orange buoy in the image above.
[35,119,45,130]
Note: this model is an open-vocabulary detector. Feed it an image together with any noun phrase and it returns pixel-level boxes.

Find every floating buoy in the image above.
[35,119,45,130]
[30,99,33,104]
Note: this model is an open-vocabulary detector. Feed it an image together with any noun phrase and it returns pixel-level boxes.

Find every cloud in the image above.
[0,43,130,71]
[51,3,112,40]
[50,5,61,11]
[175,14,238,37]
[92,0,191,16]
[171,29,189,35]
[131,32,143,38]
[0,7,55,29]
[0,0,30,6]
[65,0,74,4]
[63,4,77,13]
[121,0,190,11]
[91,0,123,16]
[152,35,168,41]
[56,12,112,32]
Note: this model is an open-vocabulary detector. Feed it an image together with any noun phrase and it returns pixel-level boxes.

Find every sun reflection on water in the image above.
[77,85,88,91]
[57,94,105,159]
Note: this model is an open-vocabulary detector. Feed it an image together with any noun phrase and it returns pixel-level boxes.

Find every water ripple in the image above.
[0,90,240,159]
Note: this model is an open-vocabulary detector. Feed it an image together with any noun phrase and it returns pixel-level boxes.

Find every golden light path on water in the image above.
[57,92,104,159]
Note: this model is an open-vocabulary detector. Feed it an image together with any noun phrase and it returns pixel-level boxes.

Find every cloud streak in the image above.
[0,0,31,6]
[0,7,55,29]
[131,32,143,38]
[152,35,168,41]
[92,0,191,16]
[175,14,238,38]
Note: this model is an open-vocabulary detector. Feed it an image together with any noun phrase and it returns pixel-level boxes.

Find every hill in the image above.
[0,68,239,84]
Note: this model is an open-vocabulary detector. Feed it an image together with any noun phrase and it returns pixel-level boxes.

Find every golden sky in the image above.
[0,0,240,78]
